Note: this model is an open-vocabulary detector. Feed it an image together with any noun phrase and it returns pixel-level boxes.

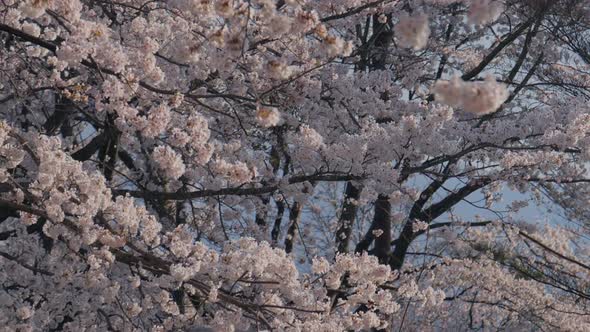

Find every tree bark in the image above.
[335,182,362,254]
[284,202,302,253]
[372,194,392,264]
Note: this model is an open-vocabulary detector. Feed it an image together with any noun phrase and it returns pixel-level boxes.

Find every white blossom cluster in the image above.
[151,145,186,180]
[433,76,509,115]
[0,0,590,331]
[467,0,504,25]
[394,13,431,50]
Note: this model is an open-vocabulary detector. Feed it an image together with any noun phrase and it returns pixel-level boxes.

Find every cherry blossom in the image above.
[0,0,589,330]
[394,13,431,50]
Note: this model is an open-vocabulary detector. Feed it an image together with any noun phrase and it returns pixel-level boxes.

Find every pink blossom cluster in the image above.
[433,76,509,115]
[0,0,590,331]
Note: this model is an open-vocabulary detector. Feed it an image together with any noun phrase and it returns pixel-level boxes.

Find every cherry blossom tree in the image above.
[1,0,590,331]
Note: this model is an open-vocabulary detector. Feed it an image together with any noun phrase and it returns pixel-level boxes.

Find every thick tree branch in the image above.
[462,18,535,81]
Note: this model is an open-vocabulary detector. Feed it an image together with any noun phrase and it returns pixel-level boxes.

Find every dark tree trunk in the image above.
[285,202,302,253]
[372,194,392,264]
[335,182,361,254]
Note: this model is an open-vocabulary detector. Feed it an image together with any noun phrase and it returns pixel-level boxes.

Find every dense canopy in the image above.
[1,0,590,331]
